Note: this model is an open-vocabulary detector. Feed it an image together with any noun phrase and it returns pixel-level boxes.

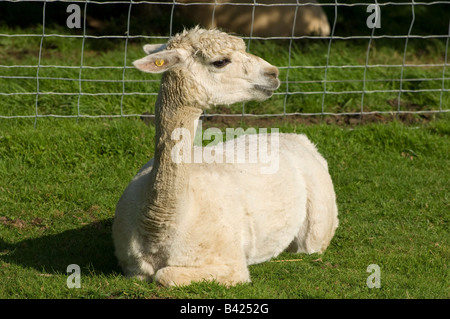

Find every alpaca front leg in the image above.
[119,257,155,282]
[154,264,250,287]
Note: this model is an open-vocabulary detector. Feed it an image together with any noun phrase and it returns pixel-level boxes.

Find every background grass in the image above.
[0,1,449,299]
[0,30,448,117]
[0,1,449,118]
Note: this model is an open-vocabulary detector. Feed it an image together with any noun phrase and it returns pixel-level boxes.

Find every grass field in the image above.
[0,117,448,299]
[0,18,449,299]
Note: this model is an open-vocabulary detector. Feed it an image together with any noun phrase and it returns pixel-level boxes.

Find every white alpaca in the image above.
[112,27,338,287]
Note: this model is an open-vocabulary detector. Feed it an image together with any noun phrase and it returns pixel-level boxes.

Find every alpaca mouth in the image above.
[254,84,278,96]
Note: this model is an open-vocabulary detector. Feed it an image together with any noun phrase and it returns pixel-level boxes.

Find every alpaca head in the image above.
[133,27,280,108]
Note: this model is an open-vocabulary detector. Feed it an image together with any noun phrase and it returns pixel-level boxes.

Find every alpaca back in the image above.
[185,132,335,264]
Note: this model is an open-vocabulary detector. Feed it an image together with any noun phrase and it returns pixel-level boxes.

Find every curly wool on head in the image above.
[166,26,246,58]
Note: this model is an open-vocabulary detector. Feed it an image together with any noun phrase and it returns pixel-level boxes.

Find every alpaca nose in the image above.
[264,66,279,79]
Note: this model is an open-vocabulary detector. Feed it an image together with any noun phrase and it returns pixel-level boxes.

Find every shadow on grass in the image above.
[0,218,122,276]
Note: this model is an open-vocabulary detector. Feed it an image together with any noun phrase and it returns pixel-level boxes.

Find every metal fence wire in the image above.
[0,0,449,122]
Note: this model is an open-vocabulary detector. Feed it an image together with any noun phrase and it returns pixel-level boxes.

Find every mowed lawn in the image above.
[0,117,448,299]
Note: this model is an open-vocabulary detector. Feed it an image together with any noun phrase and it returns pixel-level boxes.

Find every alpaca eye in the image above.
[212,59,231,68]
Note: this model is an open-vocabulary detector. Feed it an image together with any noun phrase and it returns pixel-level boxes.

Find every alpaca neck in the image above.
[140,71,203,236]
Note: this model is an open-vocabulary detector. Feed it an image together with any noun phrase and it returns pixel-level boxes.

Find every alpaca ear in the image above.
[143,44,166,55]
[133,49,182,74]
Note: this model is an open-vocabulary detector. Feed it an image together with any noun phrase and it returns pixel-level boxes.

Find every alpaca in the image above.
[112,27,338,287]
[176,0,331,37]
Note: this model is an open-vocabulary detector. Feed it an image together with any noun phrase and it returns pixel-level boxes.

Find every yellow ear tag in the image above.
[155,59,165,67]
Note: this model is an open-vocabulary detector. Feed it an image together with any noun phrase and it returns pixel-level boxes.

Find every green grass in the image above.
[0,117,449,299]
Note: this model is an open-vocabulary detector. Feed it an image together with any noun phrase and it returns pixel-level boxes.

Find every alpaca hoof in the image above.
[154,267,191,287]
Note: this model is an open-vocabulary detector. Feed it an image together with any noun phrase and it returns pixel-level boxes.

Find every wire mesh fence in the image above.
[0,0,449,123]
